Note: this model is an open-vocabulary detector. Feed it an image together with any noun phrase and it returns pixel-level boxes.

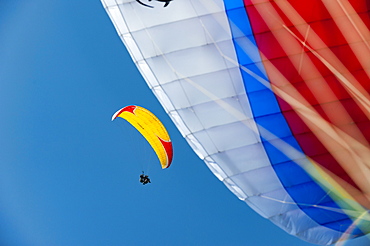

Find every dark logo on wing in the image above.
[136,0,172,8]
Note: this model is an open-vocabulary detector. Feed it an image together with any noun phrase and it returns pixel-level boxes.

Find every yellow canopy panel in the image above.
[112,105,173,169]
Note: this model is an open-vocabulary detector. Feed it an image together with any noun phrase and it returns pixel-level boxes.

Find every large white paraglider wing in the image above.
[102,0,370,245]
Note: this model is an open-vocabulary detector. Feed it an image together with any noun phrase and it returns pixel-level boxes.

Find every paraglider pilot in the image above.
[140,172,151,185]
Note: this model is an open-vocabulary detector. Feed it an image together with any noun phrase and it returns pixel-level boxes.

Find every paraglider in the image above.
[102,1,370,245]
[112,105,173,170]
[139,173,151,185]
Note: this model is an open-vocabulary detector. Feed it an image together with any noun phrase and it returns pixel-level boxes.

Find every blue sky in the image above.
[0,1,369,246]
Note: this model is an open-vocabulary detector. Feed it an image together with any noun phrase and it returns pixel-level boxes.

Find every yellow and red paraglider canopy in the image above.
[112,105,173,169]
